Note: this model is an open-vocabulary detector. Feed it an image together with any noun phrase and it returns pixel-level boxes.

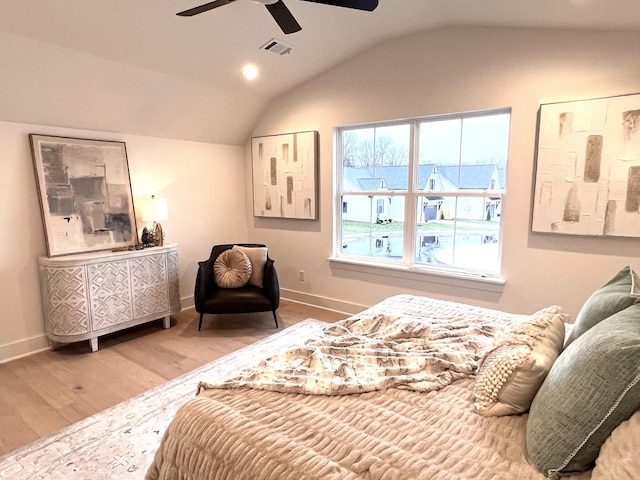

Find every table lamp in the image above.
[141,195,168,246]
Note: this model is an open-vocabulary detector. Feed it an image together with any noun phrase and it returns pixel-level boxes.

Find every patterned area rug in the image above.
[0,319,326,480]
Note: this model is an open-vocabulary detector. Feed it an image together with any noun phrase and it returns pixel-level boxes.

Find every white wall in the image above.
[5,25,640,362]
[0,121,247,362]
[246,26,640,318]
[0,30,268,146]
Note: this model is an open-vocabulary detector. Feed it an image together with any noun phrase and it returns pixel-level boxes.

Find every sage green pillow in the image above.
[565,266,639,346]
[526,305,640,478]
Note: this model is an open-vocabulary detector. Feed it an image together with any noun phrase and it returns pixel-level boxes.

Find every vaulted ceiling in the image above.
[2,1,640,144]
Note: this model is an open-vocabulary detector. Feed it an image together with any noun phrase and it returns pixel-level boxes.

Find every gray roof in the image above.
[344,164,499,191]
[357,177,385,190]
[437,164,498,189]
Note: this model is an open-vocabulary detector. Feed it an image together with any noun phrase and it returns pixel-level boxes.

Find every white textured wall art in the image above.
[532,93,640,236]
[252,131,319,220]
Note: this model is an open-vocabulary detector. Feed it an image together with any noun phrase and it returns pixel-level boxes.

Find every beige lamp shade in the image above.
[140,196,168,223]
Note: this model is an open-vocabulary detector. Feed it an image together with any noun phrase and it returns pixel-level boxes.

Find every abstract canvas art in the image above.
[532,93,640,237]
[252,131,319,219]
[30,135,138,256]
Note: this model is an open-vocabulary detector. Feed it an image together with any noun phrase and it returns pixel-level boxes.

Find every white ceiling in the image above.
[2,0,640,144]
[3,0,640,98]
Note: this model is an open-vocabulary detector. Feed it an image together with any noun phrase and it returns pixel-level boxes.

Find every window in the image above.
[335,109,510,276]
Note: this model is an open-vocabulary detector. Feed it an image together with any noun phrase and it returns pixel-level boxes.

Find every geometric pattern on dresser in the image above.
[42,266,90,335]
[38,244,180,351]
[88,260,133,330]
[167,251,181,310]
[130,254,169,318]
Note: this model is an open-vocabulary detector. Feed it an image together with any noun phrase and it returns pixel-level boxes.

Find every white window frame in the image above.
[333,108,510,284]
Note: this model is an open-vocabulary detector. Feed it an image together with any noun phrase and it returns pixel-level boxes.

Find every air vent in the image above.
[260,38,294,56]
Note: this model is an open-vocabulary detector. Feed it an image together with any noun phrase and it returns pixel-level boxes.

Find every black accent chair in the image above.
[194,244,280,331]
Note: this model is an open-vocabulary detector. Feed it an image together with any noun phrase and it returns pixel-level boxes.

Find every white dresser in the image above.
[38,243,181,352]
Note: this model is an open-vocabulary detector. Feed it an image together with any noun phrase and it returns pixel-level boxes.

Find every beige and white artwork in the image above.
[251,131,318,219]
[532,93,640,237]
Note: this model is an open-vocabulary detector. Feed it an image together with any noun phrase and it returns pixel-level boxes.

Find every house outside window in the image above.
[335,109,511,276]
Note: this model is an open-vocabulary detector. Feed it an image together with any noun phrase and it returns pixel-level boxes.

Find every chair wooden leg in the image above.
[198,313,204,331]
[272,310,278,328]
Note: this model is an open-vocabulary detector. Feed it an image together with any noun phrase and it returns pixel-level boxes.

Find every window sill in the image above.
[328,256,505,293]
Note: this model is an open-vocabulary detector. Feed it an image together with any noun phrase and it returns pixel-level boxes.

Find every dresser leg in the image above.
[89,337,99,352]
[163,315,171,329]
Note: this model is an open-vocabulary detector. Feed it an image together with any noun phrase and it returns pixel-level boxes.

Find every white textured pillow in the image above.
[473,305,566,417]
[232,245,268,288]
[214,249,252,288]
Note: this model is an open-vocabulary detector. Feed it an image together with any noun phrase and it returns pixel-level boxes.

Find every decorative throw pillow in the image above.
[213,249,252,288]
[565,265,640,346]
[473,305,566,417]
[232,245,268,288]
[526,305,640,478]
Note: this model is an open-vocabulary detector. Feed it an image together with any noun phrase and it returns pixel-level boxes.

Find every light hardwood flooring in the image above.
[0,300,348,456]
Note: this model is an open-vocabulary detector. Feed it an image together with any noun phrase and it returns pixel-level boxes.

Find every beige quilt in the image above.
[147,295,632,480]
[149,378,549,480]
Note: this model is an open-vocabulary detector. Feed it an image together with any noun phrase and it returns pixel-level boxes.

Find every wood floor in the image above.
[0,300,348,456]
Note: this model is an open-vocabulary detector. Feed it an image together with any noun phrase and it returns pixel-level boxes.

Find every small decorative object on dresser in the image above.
[140,195,169,246]
[37,243,181,352]
[141,227,154,247]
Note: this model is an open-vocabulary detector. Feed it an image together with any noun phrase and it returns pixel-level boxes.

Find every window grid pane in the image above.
[340,195,404,260]
[337,109,509,276]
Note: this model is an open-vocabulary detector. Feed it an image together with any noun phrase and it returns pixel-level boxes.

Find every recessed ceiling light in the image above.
[242,64,259,81]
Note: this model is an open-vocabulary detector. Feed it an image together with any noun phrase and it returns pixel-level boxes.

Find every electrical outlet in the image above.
[298,270,305,282]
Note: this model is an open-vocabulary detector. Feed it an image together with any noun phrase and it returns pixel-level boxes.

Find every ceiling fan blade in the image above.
[301,0,378,11]
[265,1,302,34]
[176,0,236,17]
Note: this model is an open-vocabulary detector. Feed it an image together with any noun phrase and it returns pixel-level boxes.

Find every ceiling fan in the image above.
[176,0,379,35]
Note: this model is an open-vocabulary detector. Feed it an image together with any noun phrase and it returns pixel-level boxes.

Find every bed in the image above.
[146,268,640,480]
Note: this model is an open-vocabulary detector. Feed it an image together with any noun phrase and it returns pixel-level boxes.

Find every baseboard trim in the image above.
[177,291,364,316]
[1,293,360,363]
[0,334,50,364]
[280,288,368,315]
[180,295,194,309]
[1,295,197,364]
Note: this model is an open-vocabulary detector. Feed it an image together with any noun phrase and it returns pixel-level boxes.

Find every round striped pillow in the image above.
[214,249,252,288]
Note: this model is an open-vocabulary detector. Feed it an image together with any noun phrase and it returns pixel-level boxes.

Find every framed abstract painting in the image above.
[251,130,319,220]
[531,93,640,237]
[30,134,138,256]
